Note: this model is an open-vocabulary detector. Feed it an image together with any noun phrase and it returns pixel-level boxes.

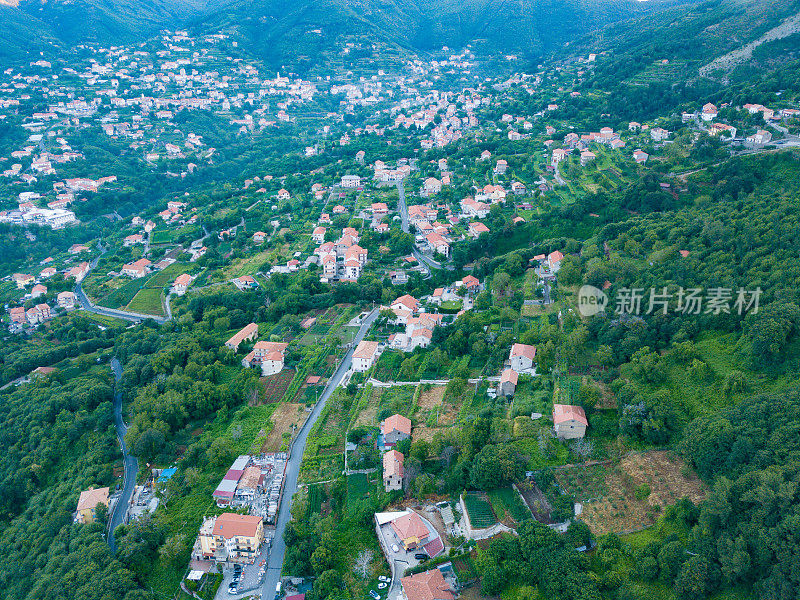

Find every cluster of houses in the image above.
[313,225,369,282]
[224,322,289,376]
[377,446,458,600]
[548,125,664,170]
[7,265,80,331]
[683,101,797,146]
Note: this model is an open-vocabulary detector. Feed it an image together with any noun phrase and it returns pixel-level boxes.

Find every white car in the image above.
[378,576,390,583]
[391,544,399,553]
[378,583,388,589]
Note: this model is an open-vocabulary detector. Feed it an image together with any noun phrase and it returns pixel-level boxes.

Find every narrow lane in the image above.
[108,358,139,552]
[261,309,379,598]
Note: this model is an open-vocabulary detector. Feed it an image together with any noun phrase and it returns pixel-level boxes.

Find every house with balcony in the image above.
[193,513,265,564]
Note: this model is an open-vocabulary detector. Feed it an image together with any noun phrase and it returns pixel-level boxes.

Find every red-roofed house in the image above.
[58,291,76,309]
[67,262,90,282]
[462,275,480,292]
[353,340,380,372]
[12,273,34,289]
[390,512,431,550]
[391,294,420,314]
[553,403,588,439]
[497,368,518,397]
[233,275,259,290]
[547,251,564,270]
[243,341,288,375]
[383,450,404,491]
[75,487,110,524]
[171,273,193,296]
[225,323,258,351]
[467,222,489,239]
[195,513,265,564]
[509,343,536,372]
[381,414,412,446]
[121,258,151,278]
[400,568,454,600]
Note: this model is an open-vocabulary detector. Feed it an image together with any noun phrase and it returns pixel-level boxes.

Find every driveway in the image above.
[261,309,379,598]
[215,541,271,600]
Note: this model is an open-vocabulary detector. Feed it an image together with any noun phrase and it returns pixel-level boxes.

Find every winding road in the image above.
[261,308,379,598]
[108,358,139,552]
[73,240,169,324]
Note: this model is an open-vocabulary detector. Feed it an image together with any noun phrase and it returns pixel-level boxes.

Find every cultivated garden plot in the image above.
[463,492,498,529]
[259,369,295,403]
[578,451,706,534]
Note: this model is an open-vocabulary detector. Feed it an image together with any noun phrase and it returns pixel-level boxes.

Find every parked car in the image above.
[378,582,388,589]
[378,576,390,582]
[228,585,238,595]
[369,591,380,600]
[414,553,429,561]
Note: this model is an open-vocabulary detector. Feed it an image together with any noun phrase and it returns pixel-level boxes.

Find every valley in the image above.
[0,2,799,600]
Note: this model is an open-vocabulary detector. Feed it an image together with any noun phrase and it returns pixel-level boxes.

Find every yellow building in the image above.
[194,513,265,564]
[75,487,109,524]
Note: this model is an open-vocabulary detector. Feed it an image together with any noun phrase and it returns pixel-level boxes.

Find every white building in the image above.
[352,340,380,372]
[341,175,361,188]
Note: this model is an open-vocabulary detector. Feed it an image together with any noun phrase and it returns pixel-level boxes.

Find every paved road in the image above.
[261,309,379,599]
[108,358,139,552]
[396,180,410,234]
[74,281,167,324]
[73,240,168,324]
[396,179,441,277]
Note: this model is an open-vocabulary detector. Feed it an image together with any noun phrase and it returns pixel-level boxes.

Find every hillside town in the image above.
[2,6,800,600]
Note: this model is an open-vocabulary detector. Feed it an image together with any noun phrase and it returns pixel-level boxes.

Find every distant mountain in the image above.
[0,0,204,60]
[553,0,800,121]
[190,0,692,72]
[0,0,692,67]
[561,0,800,78]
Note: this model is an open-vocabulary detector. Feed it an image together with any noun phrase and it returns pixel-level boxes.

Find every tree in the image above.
[675,555,712,599]
[470,444,525,490]
[658,541,685,581]
[565,520,592,549]
[353,549,374,579]
[133,427,165,462]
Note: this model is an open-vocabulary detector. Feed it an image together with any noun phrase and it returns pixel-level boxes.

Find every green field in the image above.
[77,311,129,328]
[145,263,193,288]
[103,276,151,309]
[127,288,164,316]
[463,492,497,528]
[488,487,532,523]
[346,473,373,512]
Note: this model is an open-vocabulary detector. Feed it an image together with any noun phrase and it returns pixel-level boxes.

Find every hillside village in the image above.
[1,5,800,600]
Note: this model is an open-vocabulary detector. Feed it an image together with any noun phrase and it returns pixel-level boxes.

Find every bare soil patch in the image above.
[418,385,445,410]
[261,402,308,452]
[411,424,439,443]
[580,450,706,534]
[437,397,463,426]
[516,481,556,524]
